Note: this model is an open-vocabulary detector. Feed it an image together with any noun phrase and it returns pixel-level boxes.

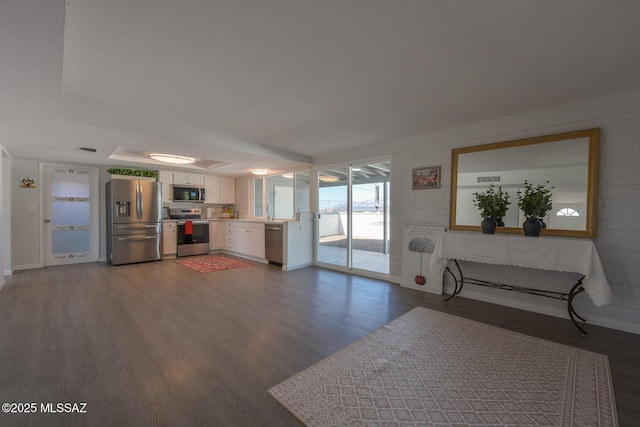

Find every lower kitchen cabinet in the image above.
[209,220,224,250]
[237,223,265,259]
[224,221,237,252]
[163,221,177,257]
[225,221,264,259]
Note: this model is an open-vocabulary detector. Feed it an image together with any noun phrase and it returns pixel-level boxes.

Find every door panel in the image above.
[43,165,99,266]
[111,235,162,265]
[317,167,349,267]
[110,179,138,224]
[138,181,162,223]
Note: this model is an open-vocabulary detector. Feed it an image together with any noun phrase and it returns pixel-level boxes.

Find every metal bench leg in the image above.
[568,277,587,336]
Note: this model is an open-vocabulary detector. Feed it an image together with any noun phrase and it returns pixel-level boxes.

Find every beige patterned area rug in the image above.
[269,307,617,426]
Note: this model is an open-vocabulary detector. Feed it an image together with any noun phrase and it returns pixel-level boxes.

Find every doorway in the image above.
[316,160,390,275]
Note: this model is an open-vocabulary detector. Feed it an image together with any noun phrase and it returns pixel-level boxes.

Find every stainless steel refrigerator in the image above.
[106,179,163,265]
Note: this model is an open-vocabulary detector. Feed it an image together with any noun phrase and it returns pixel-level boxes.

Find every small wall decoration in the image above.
[412,165,441,190]
[19,177,36,189]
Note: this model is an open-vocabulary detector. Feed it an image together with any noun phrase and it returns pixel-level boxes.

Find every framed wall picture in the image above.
[19,177,36,189]
[412,165,440,190]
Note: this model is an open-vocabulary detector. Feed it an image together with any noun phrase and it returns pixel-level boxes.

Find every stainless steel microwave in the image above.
[172,185,205,202]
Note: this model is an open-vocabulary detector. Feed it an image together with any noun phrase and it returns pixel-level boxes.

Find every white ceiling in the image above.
[2,0,640,176]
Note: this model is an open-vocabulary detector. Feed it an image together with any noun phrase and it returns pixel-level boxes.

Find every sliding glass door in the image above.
[317,166,349,267]
[351,163,389,273]
[316,160,390,275]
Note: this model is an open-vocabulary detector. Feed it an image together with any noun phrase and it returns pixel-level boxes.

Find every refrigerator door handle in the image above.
[136,181,142,220]
[116,236,160,241]
[116,224,159,230]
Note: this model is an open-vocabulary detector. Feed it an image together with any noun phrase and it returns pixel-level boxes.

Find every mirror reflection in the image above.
[450,128,599,238]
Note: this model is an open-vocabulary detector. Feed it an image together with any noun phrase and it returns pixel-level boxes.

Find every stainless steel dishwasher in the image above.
[264,223,284,264]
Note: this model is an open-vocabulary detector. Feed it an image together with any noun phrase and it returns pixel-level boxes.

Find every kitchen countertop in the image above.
[210,218,286,224]
[163,218,287,224]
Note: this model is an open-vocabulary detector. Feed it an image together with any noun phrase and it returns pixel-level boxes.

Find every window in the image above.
[252,169,310,218]
[253,177,264,216]
[556,207,580,216]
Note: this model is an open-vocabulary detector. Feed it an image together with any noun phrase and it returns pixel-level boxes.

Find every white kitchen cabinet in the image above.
[236,222,265,259]
[209,221,224,250]
[205,175,236,204]
[163,221,177,257]
[224,221,237,252]
[223,221,264,259]
[158,170,173,202]
[219,176,236,203]
[173,172,204,186]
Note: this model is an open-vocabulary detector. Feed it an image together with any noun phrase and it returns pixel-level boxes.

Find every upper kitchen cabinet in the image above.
[205,175,236,204]
[173,172,205,186]
[158,170,173,202]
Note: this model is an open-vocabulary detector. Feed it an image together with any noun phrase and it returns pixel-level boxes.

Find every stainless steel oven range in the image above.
[169,208,210,257]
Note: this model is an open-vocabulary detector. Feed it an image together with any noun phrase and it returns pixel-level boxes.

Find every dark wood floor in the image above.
[0,259,638,426]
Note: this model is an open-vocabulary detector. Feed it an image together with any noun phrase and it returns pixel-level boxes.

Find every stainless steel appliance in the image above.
[265,223,284,264]
[106,179,163,265]
[172,185,205,202]
[170,208,210,257]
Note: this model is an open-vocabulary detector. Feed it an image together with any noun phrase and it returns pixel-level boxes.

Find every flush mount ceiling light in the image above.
[148,153,196,165]
[251,168,269,175]
[319,175,340,183]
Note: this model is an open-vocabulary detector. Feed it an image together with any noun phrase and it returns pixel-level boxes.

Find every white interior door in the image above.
[42,165,99,266]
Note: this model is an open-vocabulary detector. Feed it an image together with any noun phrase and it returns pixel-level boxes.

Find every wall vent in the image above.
[477,175,501,183]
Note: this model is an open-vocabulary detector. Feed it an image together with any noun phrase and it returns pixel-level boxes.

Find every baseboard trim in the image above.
[12,263,42,271]
[283,262,314,271]
[314,262,391,282]
[444,284,640,335]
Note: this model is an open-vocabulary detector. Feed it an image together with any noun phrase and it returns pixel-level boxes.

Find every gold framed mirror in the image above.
[449,128,600,238]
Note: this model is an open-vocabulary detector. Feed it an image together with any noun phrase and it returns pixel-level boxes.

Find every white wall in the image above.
[284,212,314,271]
[318,212,344,237]
[10,159,41,270]
[314,89,640,334]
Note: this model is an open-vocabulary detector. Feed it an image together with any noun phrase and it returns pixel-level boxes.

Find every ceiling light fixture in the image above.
[251,168,269,175]
[319,175,340,183]
[149,153,196,165]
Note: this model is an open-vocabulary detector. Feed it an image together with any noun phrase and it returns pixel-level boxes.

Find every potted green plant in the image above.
[517,180,553,236]
[107,168,158,180]
[472,184,510,234]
